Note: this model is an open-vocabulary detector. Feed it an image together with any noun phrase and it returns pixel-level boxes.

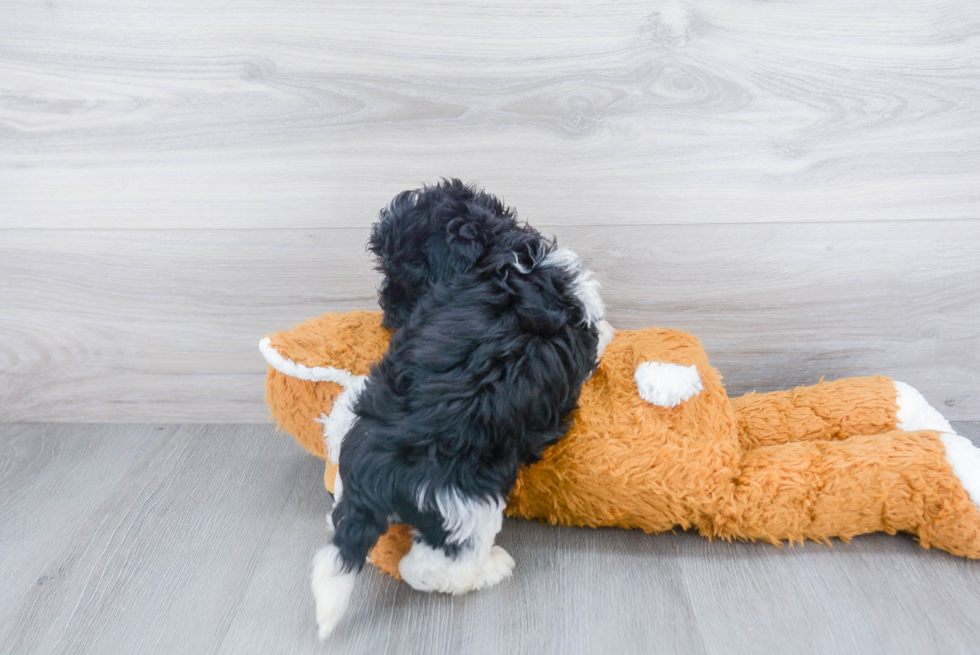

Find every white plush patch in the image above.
[595,320,616,363]
[315,375,367,465]
[634,362,703,408]
[540,248,606,327]
[258,337,358,385]
[261,337,366,466]
[940,433,980,511]
[311,545,357,639]
[895,381,953,433]
[400,491,511,594]
[259,337,367,468]
[332,472,344,501]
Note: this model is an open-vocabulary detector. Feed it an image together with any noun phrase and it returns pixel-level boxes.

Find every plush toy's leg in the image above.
[397,500,515,594]
[325,461,341,500]
[367,524,414,579]
[730,376,950,450]
[706,429,980,558]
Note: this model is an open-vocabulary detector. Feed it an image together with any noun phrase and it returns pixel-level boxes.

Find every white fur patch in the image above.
[596,320,615,363]
[421,489,505,547]
[400,491,511,594]
[634,362,703,408]
[541,248,605,327]
[315,375,367,465]
[311,545,357,639]
[940,433,980,511]
[399,541,515,595]
[259,337,358,386]
[895,381,953,433]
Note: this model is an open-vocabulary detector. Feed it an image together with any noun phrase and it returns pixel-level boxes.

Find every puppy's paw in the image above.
[311,546,356,639]
[398,542,452,593]
[473,545,515,590]
[399,541,514,595]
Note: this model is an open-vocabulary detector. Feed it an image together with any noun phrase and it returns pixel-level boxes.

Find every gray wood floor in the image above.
[4,422,980,655]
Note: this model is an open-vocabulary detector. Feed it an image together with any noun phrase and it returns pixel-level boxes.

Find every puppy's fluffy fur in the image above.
[313,180,605,637]
[368,178,542,330]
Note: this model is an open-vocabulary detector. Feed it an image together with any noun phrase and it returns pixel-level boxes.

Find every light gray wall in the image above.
[2,0,978,421]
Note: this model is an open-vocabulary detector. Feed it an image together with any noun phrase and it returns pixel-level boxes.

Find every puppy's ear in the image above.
[445,216,488,270]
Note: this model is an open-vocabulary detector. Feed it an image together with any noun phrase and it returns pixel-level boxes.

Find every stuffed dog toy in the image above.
[261,309,980,591]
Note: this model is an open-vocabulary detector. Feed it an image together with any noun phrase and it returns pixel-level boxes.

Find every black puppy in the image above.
[312,181,612,638]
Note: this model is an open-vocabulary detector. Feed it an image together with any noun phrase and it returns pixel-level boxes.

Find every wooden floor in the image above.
[3,422,980,655]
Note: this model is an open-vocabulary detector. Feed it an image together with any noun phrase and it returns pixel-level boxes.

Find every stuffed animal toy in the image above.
[260,310,980,580]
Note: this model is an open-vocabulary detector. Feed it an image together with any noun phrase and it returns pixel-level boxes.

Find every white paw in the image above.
[895,381,953,433]
[311,546,356,640]
[472,545,516,591]
[940,433,980,511]
[398,541,453,593]
[398,541,515,595]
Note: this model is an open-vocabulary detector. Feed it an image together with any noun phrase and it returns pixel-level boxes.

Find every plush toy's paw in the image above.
[940,432,980,511]
[895,381,953,433]
[472,545,516,590]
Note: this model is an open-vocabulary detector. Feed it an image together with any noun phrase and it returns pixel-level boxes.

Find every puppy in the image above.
[312,182,612,638]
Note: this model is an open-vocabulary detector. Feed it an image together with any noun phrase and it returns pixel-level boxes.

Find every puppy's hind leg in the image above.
[312,496,388,639]
[311,545,356,639]
[398,491,515,595]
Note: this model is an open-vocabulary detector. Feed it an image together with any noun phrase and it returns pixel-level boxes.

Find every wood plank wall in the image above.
[2,0,978,421]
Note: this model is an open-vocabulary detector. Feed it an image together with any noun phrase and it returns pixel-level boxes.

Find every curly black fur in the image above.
[330,180,602,574]
[368,178,540,330]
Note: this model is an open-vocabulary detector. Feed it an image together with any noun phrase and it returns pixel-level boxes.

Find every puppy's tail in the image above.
[312,495,389,639]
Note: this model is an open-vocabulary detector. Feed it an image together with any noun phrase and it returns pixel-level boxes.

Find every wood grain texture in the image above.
[0,424,162,623]
[1,0,979,228]
[1,221,977,422]
[0,424,319,654]
[2,422,980,654]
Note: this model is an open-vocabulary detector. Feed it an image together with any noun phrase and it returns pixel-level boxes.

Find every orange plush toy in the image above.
[260,310,980,579]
